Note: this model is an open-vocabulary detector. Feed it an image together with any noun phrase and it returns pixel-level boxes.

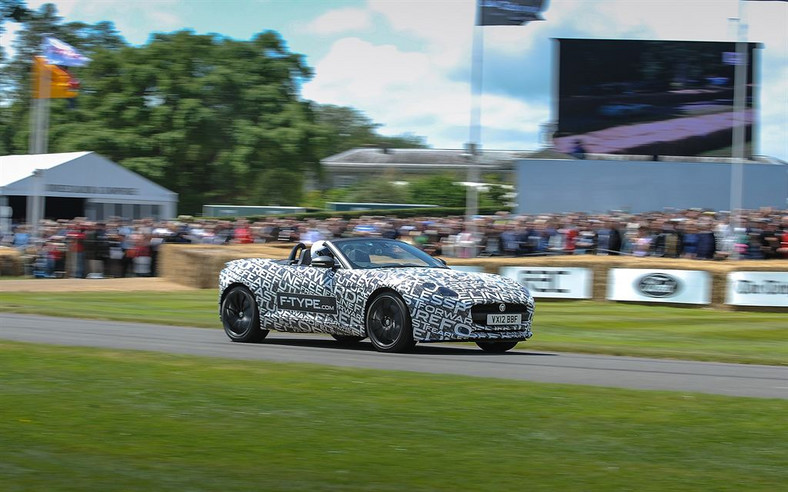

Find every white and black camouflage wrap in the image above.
[219,241,534,343]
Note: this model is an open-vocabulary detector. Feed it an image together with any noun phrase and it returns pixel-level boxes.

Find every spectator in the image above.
[232,219,254,244]
[6,207,788,278]
[595,219,622,255]
[778,216,788,259]
[65,223,86,278]
[632,226,653,257]
[695,221,717,260]
[12,225,30,251]
[759,221,781,259]
[652,220,683,258]
[681,221,699,259]
[570,139,588,159]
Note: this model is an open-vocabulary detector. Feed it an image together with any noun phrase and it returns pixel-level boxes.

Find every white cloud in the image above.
[25,0,182,45]
[304,7,372,35]
[301,34,549,149]
[368,0,475,70]
[302,36,468,146]
[0,22,22,59]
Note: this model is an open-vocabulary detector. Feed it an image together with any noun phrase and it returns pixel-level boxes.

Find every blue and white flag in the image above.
[42,36,91,67]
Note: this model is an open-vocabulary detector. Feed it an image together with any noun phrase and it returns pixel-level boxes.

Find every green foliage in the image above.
[311,104,426,161]
[0,0,28,35]
[0,4,428,215]
[407,173,468,207]
[342,174,411,204]
[2,342,787,490]
[477,174,512,209]
[268,205,506,221]
[303,172,487,210]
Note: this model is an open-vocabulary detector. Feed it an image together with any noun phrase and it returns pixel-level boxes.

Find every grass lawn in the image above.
[1,342,786,491]
[1,290,786,365]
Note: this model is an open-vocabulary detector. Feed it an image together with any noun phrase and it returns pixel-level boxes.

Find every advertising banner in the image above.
[725,271,788,307]
[499,266,592,299]
[607,268,710,305]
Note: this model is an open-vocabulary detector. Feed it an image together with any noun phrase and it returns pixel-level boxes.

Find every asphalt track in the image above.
[1,313,786,400]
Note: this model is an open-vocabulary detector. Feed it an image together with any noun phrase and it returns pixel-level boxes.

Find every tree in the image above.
[312,103,426,159]
[0,4,428,214]
[407,174,467,208]
[0,0,28,35]
[2,11,325,212]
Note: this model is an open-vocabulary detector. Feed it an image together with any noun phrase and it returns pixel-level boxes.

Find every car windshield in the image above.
[335,239,446,270]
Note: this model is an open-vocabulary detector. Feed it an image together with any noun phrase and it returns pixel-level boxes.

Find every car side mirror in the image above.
[311,255,335,268]
[437,258,447,266]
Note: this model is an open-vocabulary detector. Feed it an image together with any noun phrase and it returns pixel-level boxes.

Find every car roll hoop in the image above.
[287,243,307,265]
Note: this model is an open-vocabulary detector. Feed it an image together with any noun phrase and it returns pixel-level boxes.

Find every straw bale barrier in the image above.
[159,243,788,308]
[159,243,293,289]
[0,247,24,276]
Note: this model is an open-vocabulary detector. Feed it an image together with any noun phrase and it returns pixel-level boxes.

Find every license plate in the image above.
[486,313,522,326]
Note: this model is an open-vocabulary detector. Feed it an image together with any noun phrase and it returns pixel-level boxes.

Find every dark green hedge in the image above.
[204,206,513,222]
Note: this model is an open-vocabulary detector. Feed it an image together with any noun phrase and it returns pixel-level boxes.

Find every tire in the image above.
[331,334,365,344]
[476,340,519,353]
[365,292,415,353]
[221,286,268,343]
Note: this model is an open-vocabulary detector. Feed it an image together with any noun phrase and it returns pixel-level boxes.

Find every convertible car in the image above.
[219,238,534,353]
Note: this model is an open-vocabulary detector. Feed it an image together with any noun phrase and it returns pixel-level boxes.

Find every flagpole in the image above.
[28,56,51,239]
[465,13,484,247]
[730,0,748,257]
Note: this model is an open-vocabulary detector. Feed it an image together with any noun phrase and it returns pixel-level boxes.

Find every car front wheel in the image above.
[221,286,268,343]
[365,292,414,353]
[476,340,519,353]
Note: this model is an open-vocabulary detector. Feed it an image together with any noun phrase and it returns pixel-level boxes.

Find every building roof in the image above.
[0,151,177,201]
[322,148,530,170]
[0,151,91,188]
[321,147,785,167]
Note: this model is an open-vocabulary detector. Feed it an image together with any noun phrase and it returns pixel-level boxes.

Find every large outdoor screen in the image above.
[554,39,761,158]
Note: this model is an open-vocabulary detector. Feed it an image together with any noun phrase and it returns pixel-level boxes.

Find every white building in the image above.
[0,151,178,225]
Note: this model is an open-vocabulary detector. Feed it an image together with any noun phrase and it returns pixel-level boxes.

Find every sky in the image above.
[2,0,787,161]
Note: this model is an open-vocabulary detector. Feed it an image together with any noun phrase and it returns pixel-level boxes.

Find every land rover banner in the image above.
[725,271,788,307]
[607,268,711,305]
[500,266,592,299]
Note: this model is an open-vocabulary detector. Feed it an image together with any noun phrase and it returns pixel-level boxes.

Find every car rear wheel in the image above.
[365,292,414,353]
[331,334,365,344]
[221,286,268,343]
[476,340,519,353]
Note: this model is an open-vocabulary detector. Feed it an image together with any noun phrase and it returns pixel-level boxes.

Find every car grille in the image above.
[471,303,532,327]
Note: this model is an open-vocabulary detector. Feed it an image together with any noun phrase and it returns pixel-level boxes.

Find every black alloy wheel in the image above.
[365,292,414,353]
[221,286,268,342]
[475,340,519,353]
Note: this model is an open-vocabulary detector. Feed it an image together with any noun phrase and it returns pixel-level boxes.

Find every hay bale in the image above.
[444,255,788,308]
[157,244,788,310]
[0,248,24,276]
[159,243,292,289]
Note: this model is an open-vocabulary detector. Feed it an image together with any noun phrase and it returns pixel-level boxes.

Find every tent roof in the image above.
[0,151,91,187]
[0,151,176,202]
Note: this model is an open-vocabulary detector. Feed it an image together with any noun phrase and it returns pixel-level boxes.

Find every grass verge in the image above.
[1,342,786,491]
[0,290,786,365]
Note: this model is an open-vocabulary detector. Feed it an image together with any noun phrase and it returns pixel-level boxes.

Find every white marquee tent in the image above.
[0,152,178,227]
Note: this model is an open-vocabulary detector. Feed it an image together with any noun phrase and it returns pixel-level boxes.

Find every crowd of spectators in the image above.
[2,208,787,278]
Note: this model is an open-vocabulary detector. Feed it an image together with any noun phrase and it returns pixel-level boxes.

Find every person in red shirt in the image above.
[779,215,788,259]
[66,223,86,278]
[233,219,254,244]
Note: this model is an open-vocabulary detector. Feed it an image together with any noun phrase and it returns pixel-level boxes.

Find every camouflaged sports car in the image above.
[219,238,534,353]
